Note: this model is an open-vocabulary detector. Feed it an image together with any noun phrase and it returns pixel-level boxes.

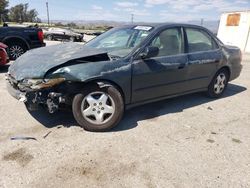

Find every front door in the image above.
[132,27,189,103]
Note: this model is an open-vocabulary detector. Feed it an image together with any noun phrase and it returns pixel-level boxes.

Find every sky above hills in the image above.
[9,0,250,22]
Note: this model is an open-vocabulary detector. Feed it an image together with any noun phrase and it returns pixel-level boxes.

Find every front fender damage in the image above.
[18,80,67,113]
[12,77,110,114]
[6,72,69,113]
[7,52,131,113]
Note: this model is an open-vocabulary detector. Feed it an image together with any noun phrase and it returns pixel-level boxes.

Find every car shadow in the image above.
[27,83,247,131]
[0,65,10,73]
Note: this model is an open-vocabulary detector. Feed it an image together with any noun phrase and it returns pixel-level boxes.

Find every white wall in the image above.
[217,11,250,52]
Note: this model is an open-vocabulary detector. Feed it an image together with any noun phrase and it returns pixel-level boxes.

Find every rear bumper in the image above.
[230,64,243,81]
[0,49,9,65]
[0,59,9,66]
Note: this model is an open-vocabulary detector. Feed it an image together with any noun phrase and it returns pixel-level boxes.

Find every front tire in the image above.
[70,36,75,42]
[47,35,53,41]
[72,85,124,132]
[207,69,229,98]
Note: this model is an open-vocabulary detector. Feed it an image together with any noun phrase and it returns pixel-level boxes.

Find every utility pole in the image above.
[200,18,204,26]
[46,2,50,26]
[131,14,134,24]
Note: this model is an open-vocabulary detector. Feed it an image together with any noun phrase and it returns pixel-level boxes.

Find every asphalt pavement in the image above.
[0,46,249,187]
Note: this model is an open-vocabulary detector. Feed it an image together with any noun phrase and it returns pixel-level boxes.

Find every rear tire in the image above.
[207,69,229,98]
[7,41,27,60]
[72,85,124,132]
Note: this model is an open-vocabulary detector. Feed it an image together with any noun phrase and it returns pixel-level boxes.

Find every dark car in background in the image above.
[0,26,45,60]
[0,42,9,66]
[44,28,84,42]
[6,23,242,132]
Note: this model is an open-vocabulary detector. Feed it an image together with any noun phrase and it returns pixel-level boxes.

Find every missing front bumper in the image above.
[6,82,27,102]
[7,81,65,113]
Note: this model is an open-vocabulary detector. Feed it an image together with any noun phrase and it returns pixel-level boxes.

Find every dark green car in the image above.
[6,23,242,131]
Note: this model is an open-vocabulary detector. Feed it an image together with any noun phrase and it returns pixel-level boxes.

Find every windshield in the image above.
[85,26,153,58]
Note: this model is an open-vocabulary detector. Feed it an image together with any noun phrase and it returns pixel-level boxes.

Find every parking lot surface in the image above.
[0,47,249,187]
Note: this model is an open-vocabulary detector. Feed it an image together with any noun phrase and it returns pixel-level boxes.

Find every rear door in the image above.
[132,27,189,103]
[185,28,222,90]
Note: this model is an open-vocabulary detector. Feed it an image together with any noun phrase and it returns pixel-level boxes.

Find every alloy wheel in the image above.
[81,92,115,125]
[214,73,227,94]
[47,35,53,40]
[70,37,75,42]
[9,45,24,59]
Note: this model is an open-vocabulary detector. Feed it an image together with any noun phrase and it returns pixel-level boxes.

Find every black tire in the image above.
[47,35,53,41]
[207,69,229,98]
[7,41,27,60]
[72,85,124,132]
[70,36,75,42]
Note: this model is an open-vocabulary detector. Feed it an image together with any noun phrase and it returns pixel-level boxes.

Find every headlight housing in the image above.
[19,78,65,90]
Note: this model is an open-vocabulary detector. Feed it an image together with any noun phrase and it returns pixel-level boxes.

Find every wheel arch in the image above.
[3,36,30,50]
[218,66,231,78]
[65,79,126,104]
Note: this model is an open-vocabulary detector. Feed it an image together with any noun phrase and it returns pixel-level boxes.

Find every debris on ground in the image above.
[207,106,213,110]
[211,131,217,135]
[207,139,215,143]
[185,136,195,140]
[43,131,52,139]
[232,138,242,143]
[11,136,37,141]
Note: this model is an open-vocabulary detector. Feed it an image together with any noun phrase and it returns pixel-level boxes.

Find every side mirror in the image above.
[140,46,159,59]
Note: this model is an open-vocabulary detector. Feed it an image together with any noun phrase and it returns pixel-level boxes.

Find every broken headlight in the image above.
[19,78,65,90]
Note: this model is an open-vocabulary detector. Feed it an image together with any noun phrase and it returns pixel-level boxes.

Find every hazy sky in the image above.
[9,0,250,22]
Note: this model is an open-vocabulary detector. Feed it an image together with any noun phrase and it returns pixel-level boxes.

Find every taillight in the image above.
[38,31,44,42]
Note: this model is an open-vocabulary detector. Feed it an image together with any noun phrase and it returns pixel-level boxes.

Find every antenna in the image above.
[131,14,134,24]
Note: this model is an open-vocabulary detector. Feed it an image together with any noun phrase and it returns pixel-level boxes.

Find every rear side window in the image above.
[186,28,218,53]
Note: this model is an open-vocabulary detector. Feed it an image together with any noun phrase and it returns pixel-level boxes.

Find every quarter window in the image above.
[150,28,183,57]
[186,28,218,53]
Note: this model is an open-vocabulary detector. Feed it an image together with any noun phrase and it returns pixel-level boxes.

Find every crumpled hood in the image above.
[9,43,107,81]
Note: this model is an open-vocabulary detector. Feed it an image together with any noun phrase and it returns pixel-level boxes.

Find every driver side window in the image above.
[150,28,183,57]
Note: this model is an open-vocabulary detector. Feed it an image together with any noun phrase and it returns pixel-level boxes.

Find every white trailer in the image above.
[217,10,250,53]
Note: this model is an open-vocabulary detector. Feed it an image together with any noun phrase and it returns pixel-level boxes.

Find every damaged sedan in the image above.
[6,23,242,131]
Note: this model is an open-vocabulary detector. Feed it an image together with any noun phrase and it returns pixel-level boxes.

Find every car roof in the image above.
[116,23,214,35]
[119,23,209,30]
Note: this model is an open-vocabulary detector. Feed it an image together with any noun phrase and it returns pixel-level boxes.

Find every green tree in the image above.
[0,0,9,23]
[66,22,77,28]
[8,3,40,23]
[55,22,65,27]
[26,8,39,22]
